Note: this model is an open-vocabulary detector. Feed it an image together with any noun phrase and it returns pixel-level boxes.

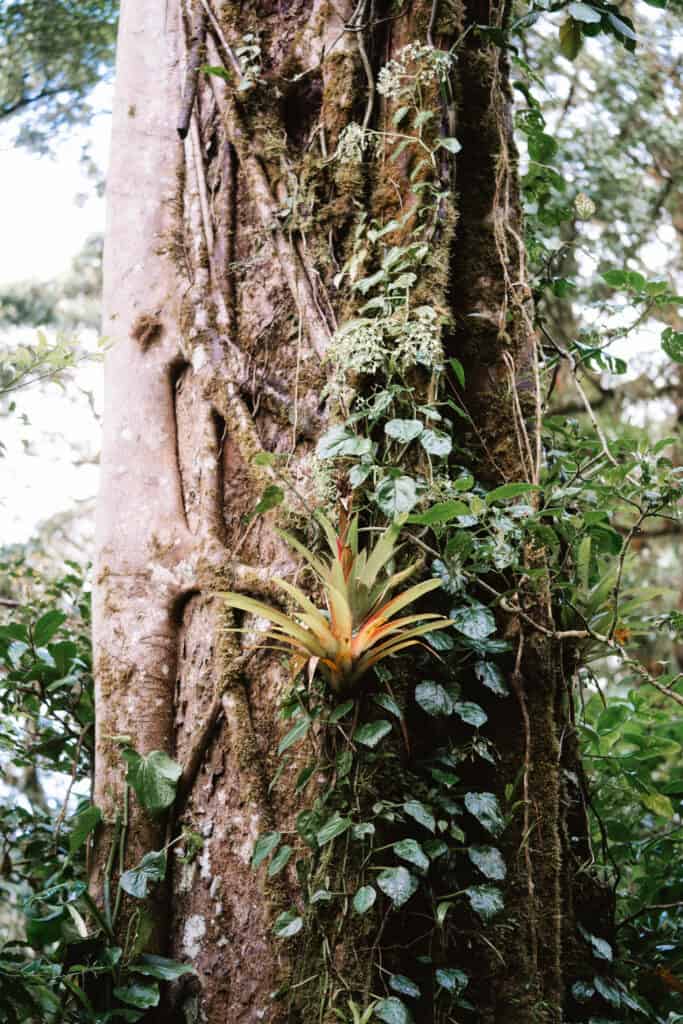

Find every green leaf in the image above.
[593,975,622,1008]
[467,845,506,880]
[408,500,469,525]
[662,327,683,363]
[317,426,373,459]
[393,839,429,873]
[415,680,454,717]
[464,792,504,836]
[69,805,101,853]
[316,814,351,846]
[373,693,403,718]
[268,845,293,877]
[640,791,673,818]
[465,884,504,921]
[559,17,582,60]
[438,137,461,154]
[120,850,167,899]
[202,64,231,81]
[567,2,601,23]
[390,975,421,999]
[113,981,160,1009]
[249,484,284,519]
[273,910,303,938]
[355,720,392,748]
[578,925,613,962]
[329,699,355,723]
[485,482,540,504]
[122,749,182,815]
[474,661,509,697]
[423,838,448,859]
[353,885,377,914]
[377,866,419,907]
[571,980,596,1003]
[454,701,488,728]
[374,475,419,517]
[132,955,196,981]
[435,967,468,993]
[278,717,310,754]
[385,419,424,443]
[420,429,452,458]
[448,357,466,388]
[251,831,281,868]
[33,610,67,646]
[374,997,415,1024]
[450,602,496,639]
[403,800,436,833]
[607,12,637,42]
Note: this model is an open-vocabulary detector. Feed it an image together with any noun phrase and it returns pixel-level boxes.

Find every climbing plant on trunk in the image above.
[91,2,676,1022]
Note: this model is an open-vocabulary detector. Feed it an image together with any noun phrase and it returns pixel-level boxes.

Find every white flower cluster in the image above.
[574,192,596,220]
[335,122,367,164]
[377,43,454,100]
[328,318,387,376]
[394,307,444,371]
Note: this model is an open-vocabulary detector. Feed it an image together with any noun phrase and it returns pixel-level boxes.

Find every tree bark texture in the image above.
[94,1,614,1021]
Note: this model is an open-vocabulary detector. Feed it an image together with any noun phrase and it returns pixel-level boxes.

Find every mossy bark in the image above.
[94,1,614,1021]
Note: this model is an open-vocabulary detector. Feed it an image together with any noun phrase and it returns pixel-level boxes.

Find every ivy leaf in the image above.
[374,997,415,1024]
[273,910,303,938]
[113,981,160,1009]
[377,866,419,907]
[373,693,403,718]
[385,419,424,443]
[353,885,377,914]
[403,800,436,833]
[567,1,601,22]
[465,884,504,921]
[435,967,469,993]
[317,426,373,459]
[450,602,496,639]
[316,814,351,846]
[420,429,452,458]
[578,924,613,962]
[474,661,509,697]
[393,839,430,873]
[120,850,167,899]
[415,680,454,717]
[390,975,421,998]
[251,831,281,868]
[68,805,101,853]
[268,845,293,877]
[464,792,504,836]
[349,462,374,488]
[454,701,488,728]
[423,839,448,859]
[355,720,392,748]
[374,475,419,517]
[133,955,196,981]
[122,749,182,816]
[467,845,507,880]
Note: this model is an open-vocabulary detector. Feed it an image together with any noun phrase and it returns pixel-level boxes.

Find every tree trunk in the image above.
[94,2,614,1021]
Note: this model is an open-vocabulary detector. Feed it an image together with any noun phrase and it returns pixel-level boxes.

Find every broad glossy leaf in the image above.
[454,701,487,728]
[353,885,376,914]
[251,831,281,868]
[374,475,419,517]
[133,955,195,981]
[465,884,504,921]
[113,981,160,1009]
[474,661,509,697]
[403,800,436,833]
[415,680,454,717]
[390,975,421,998]
[420,429,452,457]
[377,866,419,907]
[122,749,182,815]
[120,850,167,899]
[393,839,429,873]
[435,967,468,993]
[374,997,414,1024]
[316,814,351,846]
[355,720,392,747]
[273,910,303,938]
[385,419,423,443]
[464,792,504,836]
[467,845,506,880]
[450,602,496,639]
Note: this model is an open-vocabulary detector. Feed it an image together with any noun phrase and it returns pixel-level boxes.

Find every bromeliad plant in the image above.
[223,512,450,694]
